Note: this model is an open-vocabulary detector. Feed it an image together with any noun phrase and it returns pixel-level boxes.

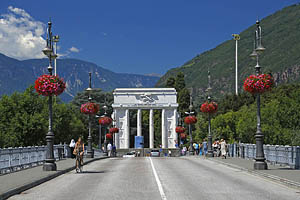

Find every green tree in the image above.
[166,77,176,88]
[174,72,186,92]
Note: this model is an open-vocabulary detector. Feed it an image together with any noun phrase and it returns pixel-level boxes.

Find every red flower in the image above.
[80,102,99,115]
[200,101,218,114]
[180,133,187,139]
[109,127,119,134]
[184,116,197,125]
[106,133,113,139]
[99,116,112,126]
[34,74,66,96]
[176,126,186,134]
[243,74,274,94]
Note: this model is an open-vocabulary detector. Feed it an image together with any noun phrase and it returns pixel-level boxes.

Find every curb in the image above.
[0,157,109,200]
[208,158,300,190]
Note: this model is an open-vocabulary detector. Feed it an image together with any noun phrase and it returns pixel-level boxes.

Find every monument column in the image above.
[125,109,130,148]
[137,109,142,136]
[162,108,167,148]
[149,109,154,148]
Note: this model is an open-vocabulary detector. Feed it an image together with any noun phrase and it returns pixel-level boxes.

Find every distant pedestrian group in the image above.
[180,138,227,158]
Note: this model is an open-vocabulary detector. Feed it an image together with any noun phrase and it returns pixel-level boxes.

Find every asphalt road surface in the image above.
[9,157,300,200]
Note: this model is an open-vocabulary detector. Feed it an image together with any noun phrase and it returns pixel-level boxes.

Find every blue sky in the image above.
[0,0,299,75]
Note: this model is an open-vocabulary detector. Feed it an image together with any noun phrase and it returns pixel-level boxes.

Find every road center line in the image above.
[149,157,167,200]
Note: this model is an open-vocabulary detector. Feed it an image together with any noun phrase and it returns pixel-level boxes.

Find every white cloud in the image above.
[0,6,46,60]
[69,46,79,53]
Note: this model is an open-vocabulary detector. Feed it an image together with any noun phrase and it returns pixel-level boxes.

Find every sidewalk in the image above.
[0,156,108,200]
[207,157,300,189]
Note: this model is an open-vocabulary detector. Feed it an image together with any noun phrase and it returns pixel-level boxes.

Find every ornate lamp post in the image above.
[250,20,268,170]
[42,21,58,171]
[86,72,94,158]
[185,95,195,155]
[206,71,214,157]
[100,105,109,156]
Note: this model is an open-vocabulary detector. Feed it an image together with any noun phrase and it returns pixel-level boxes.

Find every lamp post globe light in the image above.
[251,20,268,170]
[42,21,57,171]
[86,72,94,158]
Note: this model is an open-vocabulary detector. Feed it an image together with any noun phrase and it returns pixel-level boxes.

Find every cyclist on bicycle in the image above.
[74,137,84,172]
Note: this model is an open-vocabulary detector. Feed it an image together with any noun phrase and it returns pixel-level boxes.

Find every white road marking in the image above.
[149,157,167,200]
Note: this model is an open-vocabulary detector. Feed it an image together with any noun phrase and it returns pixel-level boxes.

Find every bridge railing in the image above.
[227,143,300,169]
[0,145,65,174]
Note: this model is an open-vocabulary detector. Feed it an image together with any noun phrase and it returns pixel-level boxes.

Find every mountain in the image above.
[0,53,159,101]
[156,4,300,101]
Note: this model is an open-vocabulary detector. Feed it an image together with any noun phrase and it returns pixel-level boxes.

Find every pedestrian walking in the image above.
[195,143,199,155]
[220,139,227,159]
[107,142,112,157]
[182,146,187,156]
[202,139,207,156]
[69,139,76,159]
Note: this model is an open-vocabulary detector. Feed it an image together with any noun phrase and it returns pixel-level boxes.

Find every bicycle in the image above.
[75,151,83,173]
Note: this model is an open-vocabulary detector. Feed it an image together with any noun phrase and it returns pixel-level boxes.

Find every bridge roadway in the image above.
[8,157,300,200]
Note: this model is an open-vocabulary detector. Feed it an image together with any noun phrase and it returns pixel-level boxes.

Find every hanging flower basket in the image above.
[200,101,218,114]
[180,133,187,139]
[184,116,197,125]
[243,74,274,94]
[109,127,119,134]
[99,116,112,126]
[80,102,99,115]
[106,133,113,140]
[34,74,66,96]
[176,126,186,134]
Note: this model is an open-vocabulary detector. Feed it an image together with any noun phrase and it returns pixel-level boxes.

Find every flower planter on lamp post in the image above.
[38,21,65,171]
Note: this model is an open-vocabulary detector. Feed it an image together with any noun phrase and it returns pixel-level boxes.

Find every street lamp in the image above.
[42,21,57,171]
[206,71,214,157]
[251,20,267,170]
[185,94,194,155]
[86,72,94,158]
[53,35,59,76]
[232,34,240,95]
[102,105,108,155]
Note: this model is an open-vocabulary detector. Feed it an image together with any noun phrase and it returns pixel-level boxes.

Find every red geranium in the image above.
[200,101,218,114]
[99,116,112,126]
[180,133,187,139]
[244,74,274,94]
[184,116,197,125]
[80,102,99,115]
[34,74,66,96]
[176,126,186,134]
[109,127,119,134]
[106,133,113,139]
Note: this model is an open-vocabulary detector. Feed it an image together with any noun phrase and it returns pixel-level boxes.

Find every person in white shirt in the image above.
[107,143,112,157]
[69,139,76,159]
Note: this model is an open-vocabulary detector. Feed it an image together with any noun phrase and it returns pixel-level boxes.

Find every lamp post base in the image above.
[254,160,268,170]
[86,150,94,158]
[43,162,57,171]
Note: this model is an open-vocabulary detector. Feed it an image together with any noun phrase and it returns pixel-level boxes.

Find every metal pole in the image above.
[252,20,267,170]
[86,72,94,158]
[43,21,56,171]
[206,70,214,157]
[99,124,102,150]
[235,39,238,95]
[207,113,213,157]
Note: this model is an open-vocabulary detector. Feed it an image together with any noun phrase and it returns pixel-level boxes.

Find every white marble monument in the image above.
[112,88,178,149]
